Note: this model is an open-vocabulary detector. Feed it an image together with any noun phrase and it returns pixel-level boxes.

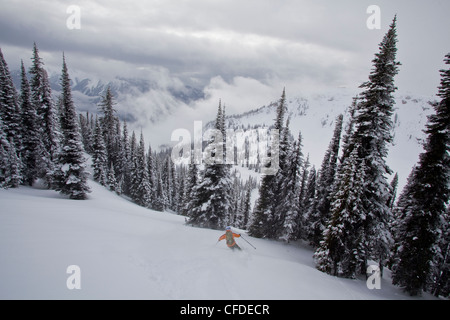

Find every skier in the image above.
[218,226,241,250]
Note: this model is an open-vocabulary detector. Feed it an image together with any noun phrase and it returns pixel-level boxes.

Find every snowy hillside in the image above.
[215,88,436,190]
[0,179,437,300]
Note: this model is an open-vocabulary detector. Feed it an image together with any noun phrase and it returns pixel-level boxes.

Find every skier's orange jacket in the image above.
[218,230,241,247]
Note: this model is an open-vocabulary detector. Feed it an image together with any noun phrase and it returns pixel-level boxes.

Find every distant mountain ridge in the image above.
[10,69,205,121]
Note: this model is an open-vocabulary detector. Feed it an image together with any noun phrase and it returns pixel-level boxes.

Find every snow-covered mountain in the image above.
[208,88,437,190]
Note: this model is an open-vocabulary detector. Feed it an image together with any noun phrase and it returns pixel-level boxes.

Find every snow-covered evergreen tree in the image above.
[153,172,166,212]
[241,180,253,229]
[386,172,399,211]
[0,117,22,188]
[354,17,400,272]
[0,119,10,187]
[183,151,199,217]
[308,115,343,247]
[92,117,108,186]
[19,60,42,186]
[389,169,416,258]
[429,206,449,298]
[170,157,178,211]
[119,121,132,196]
[297,152,309,215]
[174,165,185,214]
[0,48,21,151]
[314,146,368,277]
[98,86,119,167]
[232,178,254,229]
[229,172,241,225]
[302,166,317,239]
[130,132,152,208]
[29,43,59,167]
[248,171,276,237]
[315,17,400,277]
[187,101,232,230]
[249,89,286,238]
[391,53,450,296]
[162,156,175,210]
[274,88,286,133]
[79,112,94,155]
[146,144,155,208]
[339,96,359,164]
[53,54,90,200]
[272,117,296,238]
[107,163,120,194]
[129,130,138,196]
[112,121,123,179]
[278,131,303,242]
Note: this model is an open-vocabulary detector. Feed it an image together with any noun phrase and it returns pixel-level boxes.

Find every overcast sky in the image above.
[1,0,447,191]
[1,0,449,90]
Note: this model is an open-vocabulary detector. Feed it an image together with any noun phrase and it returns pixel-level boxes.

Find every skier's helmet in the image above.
[225,226,231,231]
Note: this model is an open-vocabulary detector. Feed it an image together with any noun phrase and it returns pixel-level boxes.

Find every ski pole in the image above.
[240,235,256,249]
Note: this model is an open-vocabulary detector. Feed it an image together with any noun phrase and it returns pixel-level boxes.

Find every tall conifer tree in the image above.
[130,132,152,208]
[99,86,118,168]
[315,16,400,277]
[53,54,90,199]
[0,48,21,151]
[308,114,343,247]
[391,53,450,296]
[29,43,59,166]
[20,60,42,186]
[187,101,232,229]
[120,121,132,196]
[279,132,303,242]
[315,146,367,277]
[0,117,22,188]
[183,151,199,217]
[92,117,108,186]
[249,89,286,238]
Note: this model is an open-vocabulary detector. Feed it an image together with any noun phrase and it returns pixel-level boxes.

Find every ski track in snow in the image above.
[0,180,437,300]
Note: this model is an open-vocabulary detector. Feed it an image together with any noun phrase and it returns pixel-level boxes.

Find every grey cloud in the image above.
[1,0,449,152]
[1,0,449,99]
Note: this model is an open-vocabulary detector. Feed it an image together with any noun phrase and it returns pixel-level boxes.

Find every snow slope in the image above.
[0,181,437,300]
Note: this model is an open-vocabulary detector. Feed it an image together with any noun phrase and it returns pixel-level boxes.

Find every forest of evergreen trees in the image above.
[0,15,448,297]
[0,43,256,225]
